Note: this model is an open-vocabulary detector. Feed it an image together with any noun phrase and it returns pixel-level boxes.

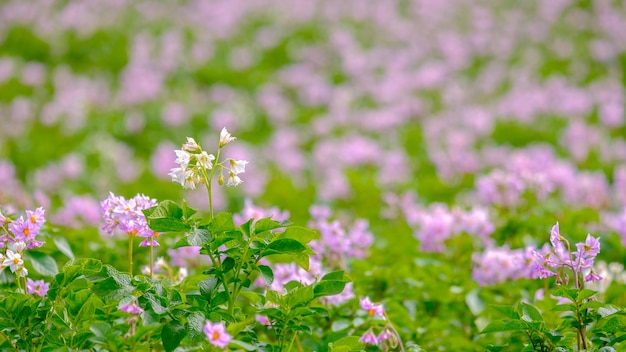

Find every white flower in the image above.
[196,151,215,170]
[229,159,248,175]
[168,167,186,185]
[3,250,24,273]
[15,266,28,277]
[182,137,201,152]
[10,241,26,253]
[219,128,236,147]
[174,150,191,169]
[225,173,243,187]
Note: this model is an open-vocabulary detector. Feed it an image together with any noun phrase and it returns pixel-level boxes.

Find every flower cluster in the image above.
[26,278,50,296]
[0,206,47,279]
[168,128,248,190]
[100,193,158,246]
[1,206,46,250]
[358,297,401,349]
[529,222,602,287]
[471,246,532,286]
[308,205,374,265]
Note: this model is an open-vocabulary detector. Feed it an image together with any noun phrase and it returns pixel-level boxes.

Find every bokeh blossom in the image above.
[203,321,231,348]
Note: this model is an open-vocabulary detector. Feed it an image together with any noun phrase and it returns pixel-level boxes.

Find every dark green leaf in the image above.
[577,289,597,301]
[211,291,229,307]
[162,321,186,352]
[222,257,235,272]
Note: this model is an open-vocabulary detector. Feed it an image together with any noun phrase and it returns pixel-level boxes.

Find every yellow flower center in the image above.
[30,215,37,223]
[369,309,375,316]
[212,332,220,341]
[13,258,20,264]
[23,228,29,236]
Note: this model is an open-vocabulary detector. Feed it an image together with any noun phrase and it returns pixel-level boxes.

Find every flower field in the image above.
[1,0,626,351]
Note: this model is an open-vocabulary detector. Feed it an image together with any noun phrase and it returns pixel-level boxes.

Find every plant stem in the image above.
[129,233,135,276]
[202,148,222,220]
[0,328,19,351]
[149,237,154,280]
[383,312,405,352]
[207,249,231,308]
[230,239,252,314]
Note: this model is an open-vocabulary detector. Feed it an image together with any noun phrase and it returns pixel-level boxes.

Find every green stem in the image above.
[149,237,154,280]
[287,332,298,352]
[128,233,135,276]
[202,148,222,220]
[22,276,27,295]
[230,240,252,314]
[207,249,231,307]
[0,328,19,351]
[383,312,405,352]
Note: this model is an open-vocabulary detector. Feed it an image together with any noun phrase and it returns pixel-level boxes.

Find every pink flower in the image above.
[119,299,143,315]
[360,296,385,318]
[26,279,49,297]
[359,329,379,345]
[203,321,231,348]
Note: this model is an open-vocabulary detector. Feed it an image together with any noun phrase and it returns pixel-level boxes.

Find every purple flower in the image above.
[360,296,385,318]
[119,299,143,315]
[26,279,49,297]
[203,321,231,348]
[100,193,158,243]
[359,330,379,345]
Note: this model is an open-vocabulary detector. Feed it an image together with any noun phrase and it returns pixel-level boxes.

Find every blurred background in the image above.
[3,1,626,349]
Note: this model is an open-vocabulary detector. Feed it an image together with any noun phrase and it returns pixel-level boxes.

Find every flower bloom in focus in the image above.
[219,127,236,147]
[26,278,49,296]
[203,321,231,348]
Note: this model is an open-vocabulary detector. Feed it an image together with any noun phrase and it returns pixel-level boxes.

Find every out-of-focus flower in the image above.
[203,321,231,348]
[360,296,385,318]
[359,329,379,345]
[119,299,143,315]
[26,278,50,296]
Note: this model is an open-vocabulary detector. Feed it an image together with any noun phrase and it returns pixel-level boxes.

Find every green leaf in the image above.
[553,287,577,301]
[162,321,186,352]
[187,312,206,340]
[53,237,75,260]
[144,200,189,232]
[320,270,347,281]
[314,280,348,298]
[181,200,197,219]
[27,251,59,276]
[207,212,236,233]
[255,218,290,234]
[577,289,597,301]
[229,340,257,351]
[175,228,211,247]
[520,303,543,323]
[222,257,235,273]
[146,217,190,232]
[277,226,320,243]
[199,277,218,296]
[211,291,229,307]
[263,238,309,256]
[329,336,365,351]
[598,305,621,317]
[491,305,519,319]
[480,320,527,334]
[287,285,315,307]
[552,304,576,312]
[258,265,274,285]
